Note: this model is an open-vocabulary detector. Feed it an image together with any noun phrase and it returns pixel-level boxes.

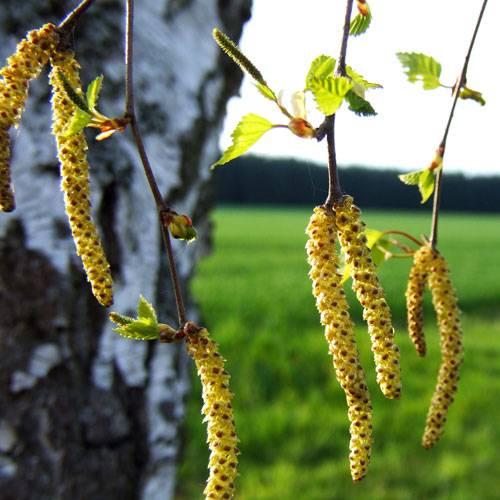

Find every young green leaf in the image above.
[349,9,372,36]
[345,90,376,116]
[63,108,92,137]
[308,76,353,115]
[109,312,135,327]
[86,75,103,111]
[346,66,382,93]
[113,320,160,340]
[56,70,91,114]
[211,114,273,169]
[459,86,486,106]
[399,170,422,186]
[396,52,442,90]
[137,295,157,324]
[305,55,336,89]
[418,169,435,203]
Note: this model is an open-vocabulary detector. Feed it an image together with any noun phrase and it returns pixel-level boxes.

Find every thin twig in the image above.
[336,0,355,78]
[58,0,97,32]
[324,115,342,206]
[430,0,488,249]
[124,0,186,326]
[323,0,355,207]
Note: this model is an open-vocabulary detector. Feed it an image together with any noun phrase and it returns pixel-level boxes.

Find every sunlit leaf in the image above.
[211,114,273,169]
[345,90,376,116]
[418,169,435,203]
[459,86,486,106]
[349,7,372,36]
[305,55,336,89]
[109,312,135,327]
[346,66,382,92]
[86,75,103,111]
[63,108,92,137]
[308,76,353,115]
[137,295,157,324]
[56,70,90,113]
[398,170,422,186]
[396,52,442,90]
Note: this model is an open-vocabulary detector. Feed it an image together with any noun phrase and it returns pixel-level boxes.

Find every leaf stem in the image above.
[430,0,488,249]
[323,0,354,207]
[381,230,423,247]
[124,0,186,326]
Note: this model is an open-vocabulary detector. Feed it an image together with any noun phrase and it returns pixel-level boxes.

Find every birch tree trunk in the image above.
[0,1,251,498]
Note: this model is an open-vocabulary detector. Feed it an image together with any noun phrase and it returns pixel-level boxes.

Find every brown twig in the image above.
[124,0,186,326]
[429,0,488,249]
[323,0,355,207]
[58,0,97,32]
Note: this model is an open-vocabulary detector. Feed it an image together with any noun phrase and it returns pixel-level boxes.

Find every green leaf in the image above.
[459,86,486,106]
[86,75,103,111]
[418,169,435,203]
[56,70,91,113]
[398,170,422,186]
[137,295,157,324]
[345,90,376,116]
[308,76,353,115]
[109,312,135,327]
[255,82,277,102]
[305,55,336,89]
[211,114,273,169]
[396,52,442,90]
[349,10,372,36]
[113,320,160,340]
[63,108,92,137]
[346,66,382,93]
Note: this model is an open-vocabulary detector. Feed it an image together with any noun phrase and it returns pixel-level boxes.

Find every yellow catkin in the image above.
[334,195,401,399]
[0,127,15,212]
[49,50,113,307]
[306,206,372,481]
[406,245,434,356]
[185,325,239,500]
[0,23,59,211]
[422,248,463,448]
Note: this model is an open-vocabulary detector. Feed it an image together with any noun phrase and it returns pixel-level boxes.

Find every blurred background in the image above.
[0,1,498,499]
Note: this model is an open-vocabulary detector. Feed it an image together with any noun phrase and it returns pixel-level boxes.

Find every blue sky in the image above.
[220,0,498,175]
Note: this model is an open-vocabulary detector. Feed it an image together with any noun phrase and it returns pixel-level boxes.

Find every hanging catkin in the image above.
[422,248,463,448]
[49,50,113,307]
[185,324,239,499]
[0,128,14,212]
[406,245,434,356]
[306,206,372,481]
[334,195,401,399]
[0,23,59,211]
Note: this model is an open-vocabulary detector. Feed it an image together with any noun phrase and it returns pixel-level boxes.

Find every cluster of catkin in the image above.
[185,324,239,499]
[0,24,113,306]
[0,23,59,211]
[306,206,372,481]
[306,195,400,481]
[406,245,463,448]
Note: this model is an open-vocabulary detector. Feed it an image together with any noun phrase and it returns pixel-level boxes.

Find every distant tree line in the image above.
[213,156,499,212]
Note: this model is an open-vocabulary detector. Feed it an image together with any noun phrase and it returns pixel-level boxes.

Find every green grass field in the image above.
[177,207,500,500]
